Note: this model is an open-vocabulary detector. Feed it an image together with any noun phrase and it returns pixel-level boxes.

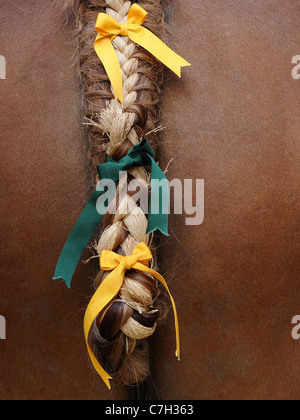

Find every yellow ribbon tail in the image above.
[94,36,124,103]
[85,341,113,390]
[134,262,181,362]
[129,26,191,78]
[83,243,180,389]
[83,263,126,389]
[94,18,190,103]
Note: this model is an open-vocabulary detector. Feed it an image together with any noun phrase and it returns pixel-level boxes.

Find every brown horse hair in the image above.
[64,0,171,385]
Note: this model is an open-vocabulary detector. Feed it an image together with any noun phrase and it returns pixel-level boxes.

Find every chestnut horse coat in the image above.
[0,0,299,400]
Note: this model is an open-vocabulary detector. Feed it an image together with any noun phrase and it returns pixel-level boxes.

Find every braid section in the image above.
[65,0,169,385]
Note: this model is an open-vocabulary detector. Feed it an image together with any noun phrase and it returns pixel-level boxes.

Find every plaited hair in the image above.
[64,0,171,385]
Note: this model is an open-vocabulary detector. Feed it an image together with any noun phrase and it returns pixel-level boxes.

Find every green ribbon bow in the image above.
[53,139,169,288]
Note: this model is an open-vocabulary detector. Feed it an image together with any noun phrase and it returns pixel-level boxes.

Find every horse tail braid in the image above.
[65,0,170,385]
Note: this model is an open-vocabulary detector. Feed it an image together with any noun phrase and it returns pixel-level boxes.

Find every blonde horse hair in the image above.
[64,0,170,385]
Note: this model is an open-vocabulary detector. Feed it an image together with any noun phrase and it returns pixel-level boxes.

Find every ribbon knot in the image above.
[94,4,191,103]
[123,255,138,270]
[84,242,180,390]
[120,23,129,37]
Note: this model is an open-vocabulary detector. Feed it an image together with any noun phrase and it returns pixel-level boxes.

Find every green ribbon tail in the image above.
[52,188,111,288]
[147,156,170,237]
[53,140,170,288]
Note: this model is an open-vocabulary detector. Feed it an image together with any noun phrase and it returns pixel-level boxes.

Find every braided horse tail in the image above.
[65,0,171,386]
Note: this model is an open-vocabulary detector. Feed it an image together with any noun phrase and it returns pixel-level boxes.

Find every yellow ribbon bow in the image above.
[84,242,180,390]
[94,4,191,103]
